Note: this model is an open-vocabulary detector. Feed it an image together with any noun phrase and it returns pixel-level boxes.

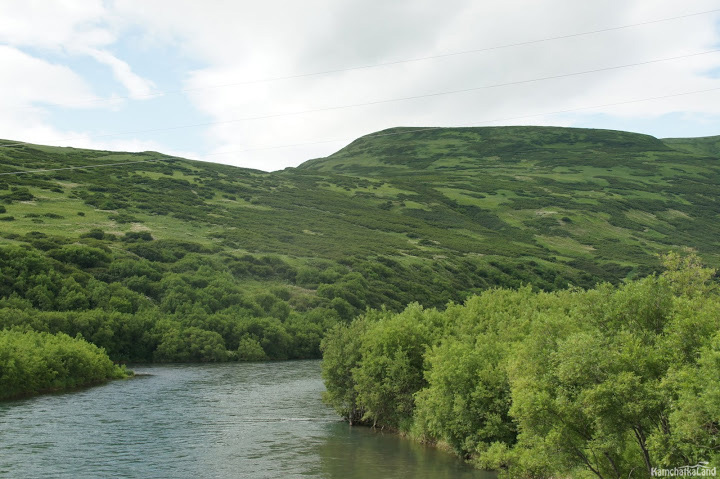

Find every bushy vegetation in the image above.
[0,244,339,362]
[321,253,720,477]
[0,329,129,399]
[1,127,720,404]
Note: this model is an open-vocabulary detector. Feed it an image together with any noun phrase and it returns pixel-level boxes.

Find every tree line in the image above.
[321,253,720,478]
[0,224,572,366]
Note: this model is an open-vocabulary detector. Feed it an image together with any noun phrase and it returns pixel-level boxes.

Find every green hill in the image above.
[662,134,720,156]
[298,126,672,174]
[0,126,718,363]
[299,126,720,272]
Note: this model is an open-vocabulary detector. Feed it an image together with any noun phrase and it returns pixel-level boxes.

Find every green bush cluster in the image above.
[0,244,341,362]
[321,253,720,477]
[0,227,577,364]
[0,329,129,399]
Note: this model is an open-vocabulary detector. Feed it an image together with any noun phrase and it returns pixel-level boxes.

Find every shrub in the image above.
[0,329,129,399]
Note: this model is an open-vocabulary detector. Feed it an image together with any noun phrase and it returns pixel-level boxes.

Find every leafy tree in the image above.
[321,317,369,424]
[0,329,129,399]
[49,244,110,268]
[236,336,267,361]
[414,336,514,457]
[154,326,227,362]
[321,254,720,478]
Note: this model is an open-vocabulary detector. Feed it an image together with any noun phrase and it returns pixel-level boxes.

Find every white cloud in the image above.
[0,0,110,50]
[1,1,719,169]
[0,1,161,151]
[109,0,720,170]
[80,47,156,98]
[0,46,98,110]
[0,45,106,148]
[0,0,156,98]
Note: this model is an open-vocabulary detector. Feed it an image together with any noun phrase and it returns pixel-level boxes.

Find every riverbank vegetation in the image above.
[0,329,130,400]
[1,127,720,401]
[321,253,720,478]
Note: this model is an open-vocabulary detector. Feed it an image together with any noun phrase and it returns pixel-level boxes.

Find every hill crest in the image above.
[297,126,674,174]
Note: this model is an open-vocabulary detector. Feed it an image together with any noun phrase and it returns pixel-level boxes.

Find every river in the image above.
[0,361,494,478]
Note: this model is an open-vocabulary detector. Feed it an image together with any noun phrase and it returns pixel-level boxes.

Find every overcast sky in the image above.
[1,0,719,171]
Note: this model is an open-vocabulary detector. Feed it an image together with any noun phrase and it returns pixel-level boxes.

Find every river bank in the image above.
[0,361,489,478]
[0,329,131,400]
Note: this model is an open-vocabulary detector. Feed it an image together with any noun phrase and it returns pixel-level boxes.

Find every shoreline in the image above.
[343,420,496,476]
[1,369,134,402]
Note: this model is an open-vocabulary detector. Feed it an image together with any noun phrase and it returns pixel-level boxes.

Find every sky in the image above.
[1,0,719,172]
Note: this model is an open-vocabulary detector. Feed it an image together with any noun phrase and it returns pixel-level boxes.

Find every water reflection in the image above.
[0,361,493,478]
[315,421,495,479]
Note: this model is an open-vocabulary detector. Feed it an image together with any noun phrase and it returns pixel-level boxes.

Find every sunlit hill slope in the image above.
[0,125,718,361]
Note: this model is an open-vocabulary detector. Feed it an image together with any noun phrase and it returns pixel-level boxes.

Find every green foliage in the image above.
[321,318,370,424]
[49,244,111,268]
[414,337,515,457]
[2,127,720,406]
[0,243,332,363]
[322,254,720,477]
[236,336,267,361]
[80,228,106,240]
[0,329,129,399]
[353,305,445,429]
[2,187,34,202]
[122,231,154,242]
[154,326,228,362]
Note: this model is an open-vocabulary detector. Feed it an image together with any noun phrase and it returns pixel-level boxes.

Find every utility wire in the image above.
[1,85,718,176]
[14,7,720,110]
[1,48,718,150]
[199,86,720,156]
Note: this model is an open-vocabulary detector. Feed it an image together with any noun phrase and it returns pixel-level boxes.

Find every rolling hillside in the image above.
[299,126,720,272]
[0,126,718,362]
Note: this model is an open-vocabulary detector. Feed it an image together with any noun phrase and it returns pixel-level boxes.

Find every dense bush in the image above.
[49,244,111,268]
[321,253,720,477]
[0,243,336,362]
[2,187,34,202]
[0,329,129,399]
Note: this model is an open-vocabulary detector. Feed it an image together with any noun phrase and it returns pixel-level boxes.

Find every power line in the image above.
[14,7,720,111]
[1,85,718,176]
[199,86,720,157]
[1,48,718,150]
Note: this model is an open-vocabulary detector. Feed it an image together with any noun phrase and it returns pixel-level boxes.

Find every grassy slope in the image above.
[299,126,720,274]
[0,125,718,318]
[662,134,720,156]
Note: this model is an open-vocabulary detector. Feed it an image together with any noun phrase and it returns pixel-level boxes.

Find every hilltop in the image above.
[298,126,672,174]
[0,126,718,362]
[298,126,720,274]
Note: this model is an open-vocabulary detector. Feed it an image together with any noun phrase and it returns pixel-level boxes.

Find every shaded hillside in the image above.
[0,125,718,362]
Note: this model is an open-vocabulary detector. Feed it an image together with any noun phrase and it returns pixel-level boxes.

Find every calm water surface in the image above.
[0,361,494,478]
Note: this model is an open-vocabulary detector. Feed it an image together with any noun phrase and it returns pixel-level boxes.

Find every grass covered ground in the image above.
[0,125,718,369]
